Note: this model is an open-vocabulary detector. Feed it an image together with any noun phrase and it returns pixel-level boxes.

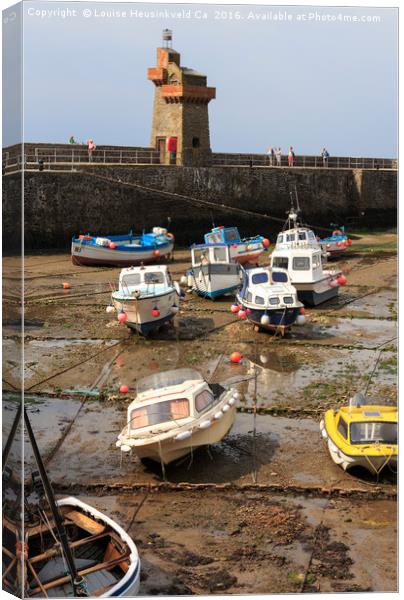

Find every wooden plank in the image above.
[64,511,106,536]
[27,560,49,598]
[28,553,130,595]
[30,531,111,565]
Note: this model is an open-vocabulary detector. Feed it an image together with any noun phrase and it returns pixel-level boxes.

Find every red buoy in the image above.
[118,312,128,323]
[231,304,240,313]
[299,307,305,315]
[151,308,160,317]
[62,282,71,290]
[153,249,161,258]
[230,351,242,364]
[347,239,353,246]
[119,384,129,394]
[238,310,247,319]
[337,274,347,286]
[109,242,117,249]
[262,238,270,248]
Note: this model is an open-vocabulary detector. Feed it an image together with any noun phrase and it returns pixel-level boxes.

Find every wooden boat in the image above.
[116,368,238,464]
[3,497,141,597]
[235,266,305,334]
[320,226,352,257]
[186,243,242,299]
[71,228,174,267]
[2,408,141,598]
[203,226,269,265]
[111,265,181,335]
[320,394,397,475]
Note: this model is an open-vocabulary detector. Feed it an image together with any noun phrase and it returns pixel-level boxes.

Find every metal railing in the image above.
[211,152,397,169]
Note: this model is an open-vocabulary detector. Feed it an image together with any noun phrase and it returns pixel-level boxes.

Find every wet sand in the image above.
[2,231,397,593]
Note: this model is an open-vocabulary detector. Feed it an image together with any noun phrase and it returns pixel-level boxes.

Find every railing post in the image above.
[103,149,106,163]
[120,150,122,164]
[54,148,56,163]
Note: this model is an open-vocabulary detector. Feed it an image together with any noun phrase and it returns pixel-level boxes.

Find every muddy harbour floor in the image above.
[2,231,397,594]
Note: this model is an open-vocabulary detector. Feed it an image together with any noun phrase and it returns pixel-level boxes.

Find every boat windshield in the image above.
[144,272,165,284]
[224,228,240,242]
[137,368,203,393]
[130,398,190,430]
[350,421,397,445]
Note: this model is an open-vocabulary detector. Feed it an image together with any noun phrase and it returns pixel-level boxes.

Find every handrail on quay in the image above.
[2,146,397,171]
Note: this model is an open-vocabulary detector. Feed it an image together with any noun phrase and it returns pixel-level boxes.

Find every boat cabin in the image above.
[204,226,241,245]
[334,406,397,447]
[118,265,172,294]
[191,244,232,266]
[239,267,298,308]
[126,369,223,434]
[271,246,323,283]
[275,227,319,250]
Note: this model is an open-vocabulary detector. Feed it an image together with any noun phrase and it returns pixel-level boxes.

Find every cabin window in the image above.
[224,229,239,242]
[293,257,310,270]
[277,234,283,243]
[272,271,288,283]
[195,390,216,413]
[337,417,348,439]
[213,247,227,262]
[130,398,190,429]
[252,272,269,284]
[144,272,165,284]
[194,250,209,265]
[255,295,265,305]
[312,254,321,268]
[350,421,397,445]
[286,233,296,242]
[207,232,222,243]
[272,257,289,269]
[298,232,307,241]
[283,296,293,304]
[247,292,253,302]
[269,297,279,305]
[308,231,315,239]
[122,274,141,286]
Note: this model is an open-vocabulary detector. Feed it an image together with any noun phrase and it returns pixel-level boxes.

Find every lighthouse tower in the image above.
[147,30,216,166]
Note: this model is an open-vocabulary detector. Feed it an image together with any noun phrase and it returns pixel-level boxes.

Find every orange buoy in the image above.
[230,351,242,364]
[62,282,71,289]
[153,249,161,258]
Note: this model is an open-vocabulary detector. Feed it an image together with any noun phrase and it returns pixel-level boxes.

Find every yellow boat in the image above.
[320,394,397,475]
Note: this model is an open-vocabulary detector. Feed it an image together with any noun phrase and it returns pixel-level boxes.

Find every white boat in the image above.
[186,244,242,299]
[2,496,141,597]
[271,213,345,306]
[116,368,238,465]
[71,228,174,267]
[111,265,181,335]
[235,266,305,333]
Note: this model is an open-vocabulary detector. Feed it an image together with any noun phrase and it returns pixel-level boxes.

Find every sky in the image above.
[2,0,399,156]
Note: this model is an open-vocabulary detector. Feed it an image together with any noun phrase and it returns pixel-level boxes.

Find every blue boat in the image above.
[320,226,352,257]
[204,226,269,265]
[71,227,175,267]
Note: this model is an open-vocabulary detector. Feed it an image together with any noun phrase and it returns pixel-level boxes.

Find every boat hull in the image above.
[187,264,241,299]
[112,289,180,335]
[320,420,397,475]
[245,307,300,331]
[294,278,339,306]
[71,239,174,267]
[133,405,236,464]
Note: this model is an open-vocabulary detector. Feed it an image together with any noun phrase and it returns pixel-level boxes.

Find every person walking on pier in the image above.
[276,147,282,166]
[321,147,330,167]
[288,146,295,167]
[267,146,275,166]
[87,139,96,162]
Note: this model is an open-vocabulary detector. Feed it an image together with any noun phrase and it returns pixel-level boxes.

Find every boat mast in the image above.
[23,409,88,597]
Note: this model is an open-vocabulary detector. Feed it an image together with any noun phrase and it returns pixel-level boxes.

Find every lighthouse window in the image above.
[272,257,289,269]
[283,296,293,304]
[255,295,265,305]
[293,257,310,270]
[192,137,200,148]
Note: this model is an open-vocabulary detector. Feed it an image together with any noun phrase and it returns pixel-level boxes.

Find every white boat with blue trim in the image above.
[116,368,238,465]
[186,244,242,299]
[111,265,181,335]
[71,228,174,267]
[203,226,269,264]
[235,266,305,333]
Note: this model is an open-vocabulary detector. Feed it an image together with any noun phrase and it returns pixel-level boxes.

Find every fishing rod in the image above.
[23,409,89,597]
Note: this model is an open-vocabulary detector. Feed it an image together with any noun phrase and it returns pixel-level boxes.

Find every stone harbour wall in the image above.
[2,165,397,251]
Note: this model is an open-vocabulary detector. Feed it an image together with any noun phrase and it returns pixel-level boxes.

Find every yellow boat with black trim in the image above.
[320,394,397,475]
